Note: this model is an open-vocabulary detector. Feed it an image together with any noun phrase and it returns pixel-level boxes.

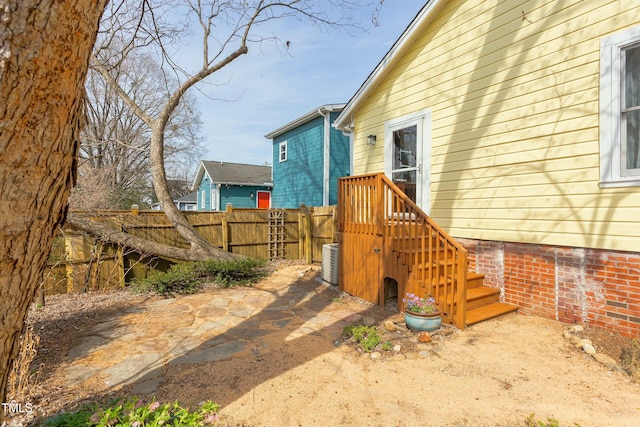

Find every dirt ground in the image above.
[11,264,640,427]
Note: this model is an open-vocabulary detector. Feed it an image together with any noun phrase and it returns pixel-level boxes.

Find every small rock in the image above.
[569,334,583,346]
[370,351,381,360]
[417,331,432,343]
[577,338,593,350]
[562,330,573,340]
[582,344,596,355]
[440,328,455,337]
[383,321,396,332]
[394,324,408,333]
[388,313,405,323]
[362,317,376,326]
[570,325,584,333]
[592,353,620,370]
[393,344,401,352]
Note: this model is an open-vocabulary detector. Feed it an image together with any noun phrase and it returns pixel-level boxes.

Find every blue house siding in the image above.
[272,116,325,208]
[197,175,215,210]
[267,104,350,209]
[193,161,272,211]
[220,185,271,209]
[328,111,351,205]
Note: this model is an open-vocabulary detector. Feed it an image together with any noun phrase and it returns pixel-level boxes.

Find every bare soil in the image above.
[10,264,640,426]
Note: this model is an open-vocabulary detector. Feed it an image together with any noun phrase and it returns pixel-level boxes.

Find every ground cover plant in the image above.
[42,397,220,427]
[131,258,267,296]
[342,324,384,353]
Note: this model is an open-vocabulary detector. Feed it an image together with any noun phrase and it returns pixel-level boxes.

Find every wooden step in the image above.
[465,302,518,326]
[466,286,500,310]
[436,285,499,310]
[467,272,485,288]
[408,272,485,296]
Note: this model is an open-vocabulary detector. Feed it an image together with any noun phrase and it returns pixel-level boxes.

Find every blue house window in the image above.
[279,141,288,162]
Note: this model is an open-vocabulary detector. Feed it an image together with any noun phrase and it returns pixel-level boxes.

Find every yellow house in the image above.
[334,0,640,336]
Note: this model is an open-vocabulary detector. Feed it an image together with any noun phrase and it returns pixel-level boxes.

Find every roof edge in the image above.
[334,0,444,131]
[265,103,346,139]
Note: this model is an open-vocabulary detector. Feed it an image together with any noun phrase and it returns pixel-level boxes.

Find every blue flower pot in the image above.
[404,310,442,332]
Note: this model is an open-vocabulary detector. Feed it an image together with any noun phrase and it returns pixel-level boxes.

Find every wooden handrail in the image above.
[338,173,468,328]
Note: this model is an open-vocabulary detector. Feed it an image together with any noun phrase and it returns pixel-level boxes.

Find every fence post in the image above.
[64,233,74,293]
[116,243,125,288]
[297,210,305,259]
[222,204,232,252]
[303,206,312,264]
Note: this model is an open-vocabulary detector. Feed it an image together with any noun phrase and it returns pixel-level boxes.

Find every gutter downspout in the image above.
[319,107,330,206]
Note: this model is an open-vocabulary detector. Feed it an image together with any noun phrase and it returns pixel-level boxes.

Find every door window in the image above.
[384,109,431,213]
[391,125,418,203]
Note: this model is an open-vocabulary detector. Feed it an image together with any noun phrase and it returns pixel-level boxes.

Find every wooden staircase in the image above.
[338,173,517,329]
[397,236,517,327]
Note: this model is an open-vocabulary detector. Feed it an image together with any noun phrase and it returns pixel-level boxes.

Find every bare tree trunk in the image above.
[0,0,107,410]
[66,214,237,262]
[149,122,235,260]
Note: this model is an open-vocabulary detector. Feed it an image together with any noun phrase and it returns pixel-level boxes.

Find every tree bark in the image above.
[0,0,107,410]
[66,214,238,262]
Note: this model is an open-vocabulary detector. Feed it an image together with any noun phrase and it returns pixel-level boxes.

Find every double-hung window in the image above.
[600,26,640,187]
[279,141,288,162]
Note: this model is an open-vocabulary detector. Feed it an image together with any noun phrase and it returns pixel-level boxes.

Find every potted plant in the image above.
[403,292,442,332]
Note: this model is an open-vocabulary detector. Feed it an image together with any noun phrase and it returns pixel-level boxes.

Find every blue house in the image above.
[192,161,273,210]
[264,104,351,208]
[173,191,197,211]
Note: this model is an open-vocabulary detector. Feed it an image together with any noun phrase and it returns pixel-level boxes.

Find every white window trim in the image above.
[384,108,432,214]
[279,141,288,162]
[200,190,205,209]
[600,25,640,187]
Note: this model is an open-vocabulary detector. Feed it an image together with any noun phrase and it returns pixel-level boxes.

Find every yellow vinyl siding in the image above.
[352,0,640,252]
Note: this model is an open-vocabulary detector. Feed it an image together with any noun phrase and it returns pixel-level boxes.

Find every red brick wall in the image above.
[457,238,640,337]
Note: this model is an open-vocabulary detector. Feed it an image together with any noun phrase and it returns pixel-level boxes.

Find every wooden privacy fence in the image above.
[42,205,337,295]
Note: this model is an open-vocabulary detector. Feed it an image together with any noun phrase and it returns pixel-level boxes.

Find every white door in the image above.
[384,109,431,213]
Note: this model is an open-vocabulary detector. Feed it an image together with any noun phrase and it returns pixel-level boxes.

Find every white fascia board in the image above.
[190,161,207,190]
[265,103,346,139]
[216,181,274,187]
[334,0,444,131]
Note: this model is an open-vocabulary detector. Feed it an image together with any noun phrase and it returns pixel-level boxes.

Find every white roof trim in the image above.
[265,103,346,139]
[191,161,208,190]
[334,0,444,131]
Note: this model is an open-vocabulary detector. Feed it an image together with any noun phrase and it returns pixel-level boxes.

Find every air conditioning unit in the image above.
[321,243,339,285]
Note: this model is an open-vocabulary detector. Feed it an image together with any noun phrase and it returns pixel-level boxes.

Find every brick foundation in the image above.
[457,238,640,337]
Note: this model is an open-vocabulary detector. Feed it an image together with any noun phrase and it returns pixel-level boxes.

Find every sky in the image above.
[181,1,427,169]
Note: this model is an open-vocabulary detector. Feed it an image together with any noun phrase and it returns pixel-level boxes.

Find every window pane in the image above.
[392,125,417,170]
[625,45,640,109]
[392,170,416,202]
[626,109,640,170]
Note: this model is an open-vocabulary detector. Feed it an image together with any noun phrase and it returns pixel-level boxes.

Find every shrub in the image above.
[132,262,201,296]
[621,338,640,380]
[131,257,267,296]
[197,257,267,287]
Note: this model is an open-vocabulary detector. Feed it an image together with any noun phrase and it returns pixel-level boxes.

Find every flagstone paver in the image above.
[62,266,372,395]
